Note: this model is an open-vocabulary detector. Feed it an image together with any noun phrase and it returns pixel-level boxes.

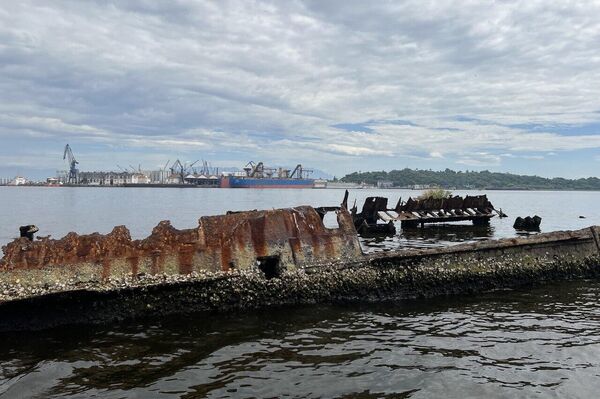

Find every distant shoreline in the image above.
[3,184,600,192]
[342,168,600,192]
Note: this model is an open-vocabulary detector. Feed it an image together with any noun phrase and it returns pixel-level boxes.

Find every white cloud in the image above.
[1,0,600,177]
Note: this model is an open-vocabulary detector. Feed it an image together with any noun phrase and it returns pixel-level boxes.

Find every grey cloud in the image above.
[2,1,600,178]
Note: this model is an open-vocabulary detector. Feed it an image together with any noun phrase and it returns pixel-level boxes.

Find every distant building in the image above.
[130,173,151,184]
[377,180,394,189]
[184,174,220,186]
[166,174,183,184]
[79,171,129,185]
[9,176,28,186]
[411,184,432,190]
[326,181,372,189]
[313,179,327,189]
[147,170,170,184]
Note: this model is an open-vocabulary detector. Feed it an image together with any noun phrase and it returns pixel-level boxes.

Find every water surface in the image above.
[1,281,600,398]
[1,187,600,398]
[1,187,599,251]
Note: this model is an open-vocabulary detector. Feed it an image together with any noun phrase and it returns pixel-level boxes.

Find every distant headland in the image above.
[341,168,600,190]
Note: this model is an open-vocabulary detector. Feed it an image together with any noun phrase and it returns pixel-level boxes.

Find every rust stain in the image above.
[101,259,111,280]
[310,229,321,258]
[220,239,232,271]
[323,235,336,259]
[235,228,246,250]
[178,246,194,274]
[150,252,162,275]
[249,215,267,257]
[0,206,362,278]
[129,256,139,276]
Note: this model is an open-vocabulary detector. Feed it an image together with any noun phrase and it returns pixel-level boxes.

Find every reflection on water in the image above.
[2,280,600,398]
[360,222,496,252]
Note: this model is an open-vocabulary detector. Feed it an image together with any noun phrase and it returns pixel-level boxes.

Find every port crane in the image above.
[244,161,311,179]
[63,144,79,184]
[244,161,275,178]
[170,159,199,183]
[290,164,313,179]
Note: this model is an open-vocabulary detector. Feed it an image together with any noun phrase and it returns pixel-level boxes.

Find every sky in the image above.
[2,0,600,180]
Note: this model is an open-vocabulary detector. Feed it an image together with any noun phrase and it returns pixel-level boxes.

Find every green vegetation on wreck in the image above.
[341,168,600,190]
[417,188,452,200]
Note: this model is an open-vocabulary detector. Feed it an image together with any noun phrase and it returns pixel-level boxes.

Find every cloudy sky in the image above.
[2,0,600,179]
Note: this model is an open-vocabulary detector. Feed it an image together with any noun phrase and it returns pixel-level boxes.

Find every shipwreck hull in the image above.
[1,205,600,331]
[0,206,361,291]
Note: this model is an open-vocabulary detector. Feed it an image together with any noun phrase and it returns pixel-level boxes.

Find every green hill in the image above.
[341,168,600,190]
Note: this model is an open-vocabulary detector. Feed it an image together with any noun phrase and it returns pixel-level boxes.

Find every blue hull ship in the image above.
[220,176,314,188]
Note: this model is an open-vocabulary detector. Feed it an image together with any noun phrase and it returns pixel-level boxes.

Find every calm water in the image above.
[1,187,599,250]
[1,187,600,398]
[2,281,600,398]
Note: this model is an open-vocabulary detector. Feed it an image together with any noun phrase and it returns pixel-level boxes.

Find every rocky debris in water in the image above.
[513,215,542,231]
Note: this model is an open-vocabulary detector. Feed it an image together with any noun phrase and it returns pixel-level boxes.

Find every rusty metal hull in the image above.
[1,204,600,331]
[0,206,361,292]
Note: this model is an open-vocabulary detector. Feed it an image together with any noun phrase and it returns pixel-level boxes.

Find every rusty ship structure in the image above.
[1,192,599,331]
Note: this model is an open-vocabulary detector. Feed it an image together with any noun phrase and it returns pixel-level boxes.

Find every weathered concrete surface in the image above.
[1,203,600,331]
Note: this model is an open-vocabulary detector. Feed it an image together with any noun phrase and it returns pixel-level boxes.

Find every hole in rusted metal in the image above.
[322,212,340,229]
[256,255,281,279]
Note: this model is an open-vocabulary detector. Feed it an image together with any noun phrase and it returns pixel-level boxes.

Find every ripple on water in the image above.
[1,280,600,398]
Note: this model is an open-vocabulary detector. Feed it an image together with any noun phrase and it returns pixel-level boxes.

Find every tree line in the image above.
[341,168,600,190]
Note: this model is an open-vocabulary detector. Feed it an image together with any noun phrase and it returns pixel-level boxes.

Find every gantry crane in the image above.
[170,159,199,183]
[63,144,79,184]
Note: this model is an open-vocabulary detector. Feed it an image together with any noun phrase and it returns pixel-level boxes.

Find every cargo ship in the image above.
[220,161,314,188]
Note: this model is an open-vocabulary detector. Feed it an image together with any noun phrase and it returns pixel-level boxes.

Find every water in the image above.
[1,187,599,250]
[1,187,600,398]
[1,281,600,398]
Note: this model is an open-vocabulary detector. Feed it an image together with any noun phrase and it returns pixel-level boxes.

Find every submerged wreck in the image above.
[1,197,600,331]
[350,194,503,232]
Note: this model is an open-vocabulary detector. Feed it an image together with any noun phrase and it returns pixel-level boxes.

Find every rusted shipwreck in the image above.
[0,206,360,286]
[351,194,503,233]
[1,202,600,331]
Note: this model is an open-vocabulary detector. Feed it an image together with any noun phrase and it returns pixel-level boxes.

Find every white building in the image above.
[377,180,394,189]
[130,173,151,184]
[166,174,183,184]
[313,179,327,189]
[9,176,28,186]
[79,171,129,185]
